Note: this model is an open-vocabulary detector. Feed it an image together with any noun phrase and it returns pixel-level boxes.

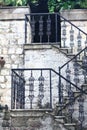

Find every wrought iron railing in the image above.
[57,46,87,130]
[25,13,87,53]
[11,68,87,128]
[59,46,87,104]
[25,13,61,44]
[11,70,25,109]
[59,47,87,103]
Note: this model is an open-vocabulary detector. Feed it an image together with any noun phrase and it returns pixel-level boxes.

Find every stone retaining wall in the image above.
[0,7,29,108]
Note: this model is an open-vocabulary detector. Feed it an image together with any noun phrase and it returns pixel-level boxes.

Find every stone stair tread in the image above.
[54,116,65,124]
[67,53,76,57]
[54,116,65,119]
[64,123,76,126]
[52,45,69,54]
[64,123,76,130]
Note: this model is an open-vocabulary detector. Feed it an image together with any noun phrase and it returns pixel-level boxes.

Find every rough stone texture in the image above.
[9,109,67,130]
[24,45,73,109]
[0,7,29,108]
[24,45,69,70]
[0,7,87,110]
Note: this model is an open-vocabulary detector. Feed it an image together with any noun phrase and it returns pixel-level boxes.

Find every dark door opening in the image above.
[29,0,61,44]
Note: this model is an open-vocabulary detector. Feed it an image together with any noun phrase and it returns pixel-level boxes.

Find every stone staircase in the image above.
[8,46,87,130]
[5,12,87,130]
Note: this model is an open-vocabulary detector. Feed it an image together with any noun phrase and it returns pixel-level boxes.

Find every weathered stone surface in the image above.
[0,7,29,107]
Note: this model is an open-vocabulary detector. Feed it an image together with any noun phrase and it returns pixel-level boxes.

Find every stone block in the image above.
[0,76,5,83]
[16,48,23,54]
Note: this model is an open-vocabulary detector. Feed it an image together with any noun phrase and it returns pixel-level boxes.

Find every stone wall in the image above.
[8,109,67,130]
[0,8,87,110]
[0,7,29,108]
[24,45,74,109]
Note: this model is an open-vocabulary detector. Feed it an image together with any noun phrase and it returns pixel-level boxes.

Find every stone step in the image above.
[54,116,65,123]
[54,116,66,130]
[64,123,76,130]
[51,44,69,54]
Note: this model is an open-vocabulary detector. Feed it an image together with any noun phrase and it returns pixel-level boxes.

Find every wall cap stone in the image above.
[0,6,30,20]
[60,9,87,21]
[24,44,53,50]
[10,109,53,117]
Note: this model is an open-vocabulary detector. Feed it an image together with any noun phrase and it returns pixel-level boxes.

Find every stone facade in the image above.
[0,7,29,107]
[0,8,87,109]
[0,8,87,130]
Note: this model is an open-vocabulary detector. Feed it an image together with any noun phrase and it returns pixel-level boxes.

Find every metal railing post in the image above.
[55,13,58,43]
[50,69,52,109]
[25,15,27,44]
[59,67,62,104]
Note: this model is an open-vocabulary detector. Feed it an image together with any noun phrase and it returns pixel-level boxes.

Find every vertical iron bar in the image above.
[79,123,82,130]
[11,70,14,109]
[25,15,27,44]
[50,69,52,108]
[55,14,58,43]
[30,101,32,109]
[59,67,62,104]
[59,67,62,115]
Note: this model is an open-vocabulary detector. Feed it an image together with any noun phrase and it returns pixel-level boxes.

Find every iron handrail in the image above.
[60,46,87,69]
[51,68,87,94]
[12,68,87,95]
[12,69,25,82]
[25,12,87,36]
[11,67,86,126]
[25,12,87,45]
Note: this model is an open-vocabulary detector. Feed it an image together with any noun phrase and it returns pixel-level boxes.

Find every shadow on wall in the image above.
[29,0,48,13]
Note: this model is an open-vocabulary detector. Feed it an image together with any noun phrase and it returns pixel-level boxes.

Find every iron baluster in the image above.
[20,78,25,109]
[14,77,18,109]
[66,64,71,92]
[16,77,20,109]
[73,60,79,88]
[60,83,64,104]
[47,15,51,43]
[39,16,43,43]
[82,51,87,83]
[58,67,63,115]
[28,71,35,109]
[25,15,27,43]
[66,64,71,96]
[49,70,52,108]
[59,67,62,104]
[77,31,82,52]
[68,89,74,123]
[38,70,44,108]
[61,21,67,47]
[22,79,25,109]
[31,16,35,43]
[85,35,87,47]
[78,96,84,130]
[70,26,74,53]
[11,71,15,109]
[20,71,25,109]
[66,64,71,80]
[66,64,74,122]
